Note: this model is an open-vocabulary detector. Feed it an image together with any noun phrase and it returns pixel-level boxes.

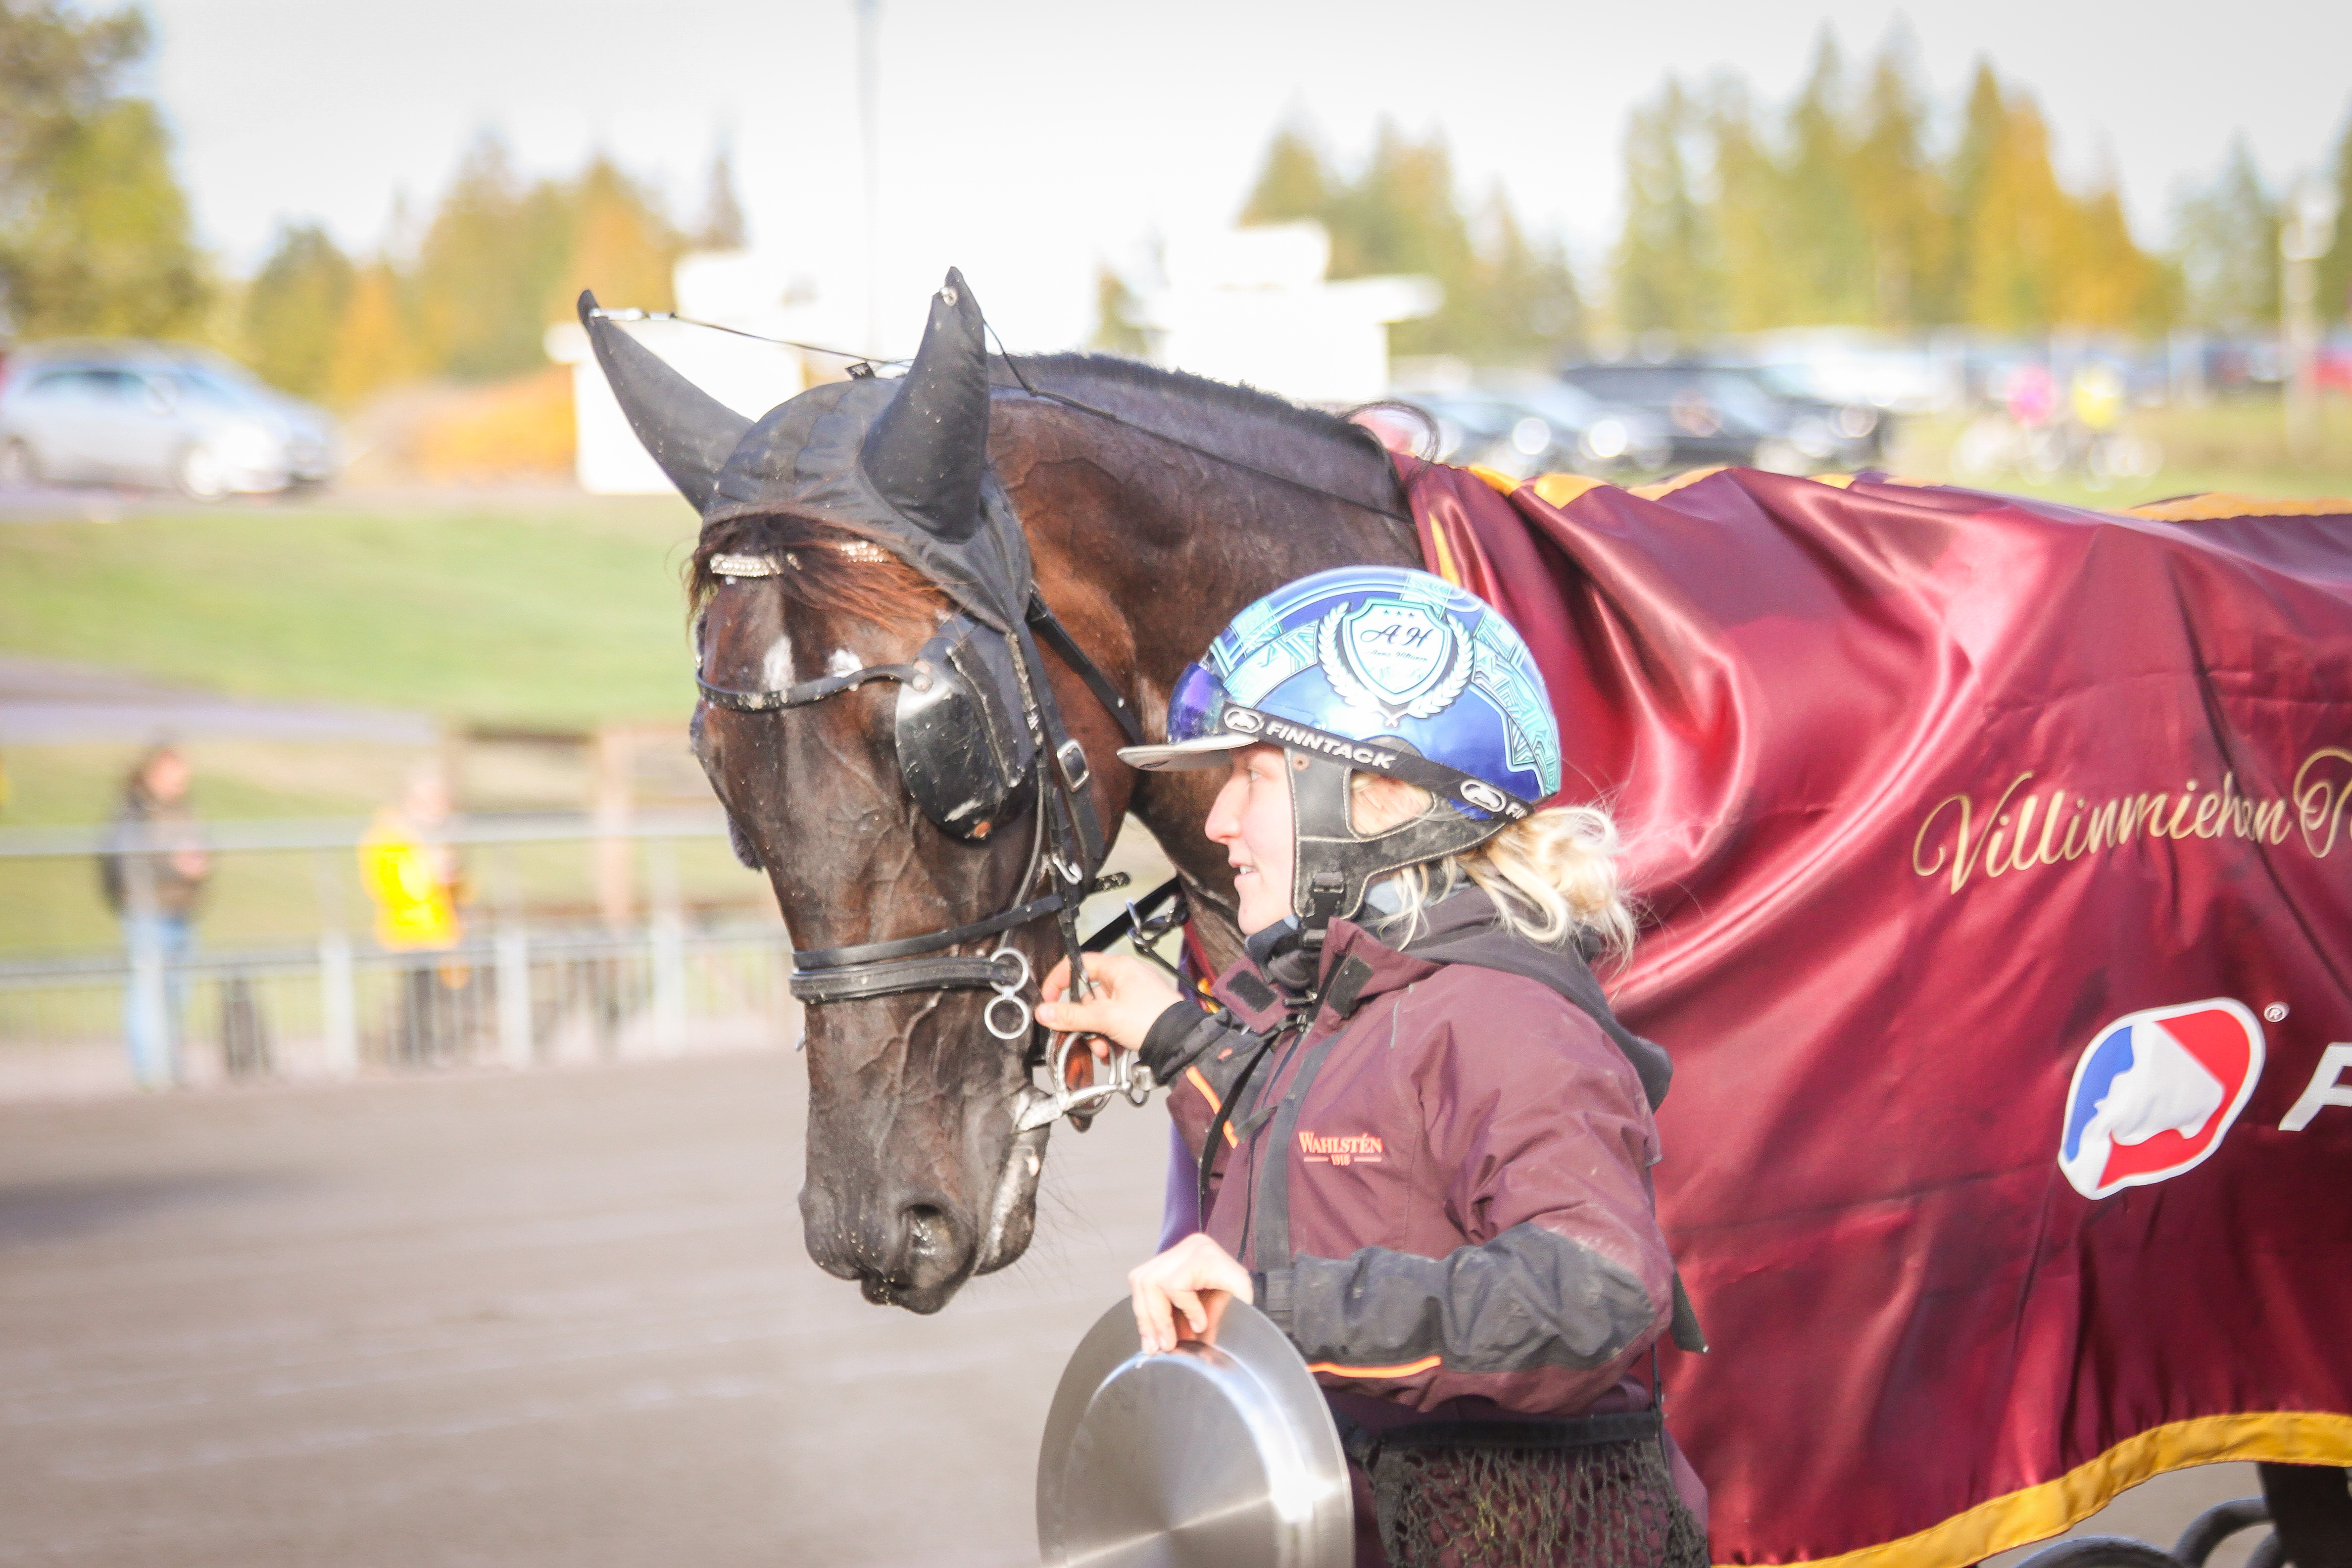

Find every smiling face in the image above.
[1203,744,1299,935]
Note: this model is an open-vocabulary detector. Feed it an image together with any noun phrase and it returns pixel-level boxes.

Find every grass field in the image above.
[0,490,704,729]
[0,491,752,951]
[1884,397,2352,511]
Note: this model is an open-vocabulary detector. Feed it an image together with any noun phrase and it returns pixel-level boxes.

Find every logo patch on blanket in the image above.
[2059,999,2264,1199]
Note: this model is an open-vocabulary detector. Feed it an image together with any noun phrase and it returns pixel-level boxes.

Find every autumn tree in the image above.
[1776,35,1872,325]
[324,260,422,408]
[552,154,679,322]
[242,222,353,399]
[409,133,574,380]
[1237,116,1582,363]
[0,3,208,339]
[1608,41,2171,339]
[1612,80,1717,337]
[1848,34,1948,326]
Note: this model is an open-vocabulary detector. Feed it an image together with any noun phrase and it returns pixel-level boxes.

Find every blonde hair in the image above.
[1351,774,1637,963]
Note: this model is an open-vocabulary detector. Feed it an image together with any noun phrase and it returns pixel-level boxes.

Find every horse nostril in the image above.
[900,1203,954,1261]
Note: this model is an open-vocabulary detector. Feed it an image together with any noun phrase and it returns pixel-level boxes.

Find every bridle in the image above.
[696,544,1160,1129]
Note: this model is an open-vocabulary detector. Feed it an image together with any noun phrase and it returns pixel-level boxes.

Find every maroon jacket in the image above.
[1152,887,1685,1421]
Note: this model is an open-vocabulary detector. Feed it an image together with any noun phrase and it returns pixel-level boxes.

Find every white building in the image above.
[545,251,851,495]
[1132,223,1439,406]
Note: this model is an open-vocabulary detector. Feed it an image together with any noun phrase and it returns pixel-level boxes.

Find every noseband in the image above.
[699,548,1154,1118]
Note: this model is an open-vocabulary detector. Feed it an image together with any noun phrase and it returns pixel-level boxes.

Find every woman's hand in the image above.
[1035,951,1180,1059]
[1128,1232,1253,1353]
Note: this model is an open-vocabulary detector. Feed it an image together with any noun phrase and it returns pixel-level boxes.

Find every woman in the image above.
[99,744,210,1088]
[1038,566,1708,1568]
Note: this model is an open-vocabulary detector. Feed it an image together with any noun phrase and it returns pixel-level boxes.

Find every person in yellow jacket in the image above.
[359,770,468,1062]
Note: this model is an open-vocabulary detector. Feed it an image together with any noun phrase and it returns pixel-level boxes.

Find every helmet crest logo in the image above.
[1320,599,1472,728]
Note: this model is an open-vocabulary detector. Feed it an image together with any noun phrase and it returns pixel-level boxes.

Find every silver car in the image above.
[0,343,338,499]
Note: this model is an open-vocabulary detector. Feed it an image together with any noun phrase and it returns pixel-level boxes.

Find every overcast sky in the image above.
[141,0,2352,351]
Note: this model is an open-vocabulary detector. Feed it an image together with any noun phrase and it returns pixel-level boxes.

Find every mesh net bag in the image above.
[1365,1433,1711,1568]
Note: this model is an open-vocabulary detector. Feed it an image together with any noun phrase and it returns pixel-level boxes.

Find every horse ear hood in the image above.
[859,268,991,541]
[691,266,1032,634]
[577,290,753,512]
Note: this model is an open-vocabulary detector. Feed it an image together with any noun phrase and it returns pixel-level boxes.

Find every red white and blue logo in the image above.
[2059,999,2265,1200]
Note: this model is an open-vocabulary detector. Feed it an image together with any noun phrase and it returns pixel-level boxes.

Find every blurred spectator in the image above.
[99,744,210,1088]
[359,770,470,1064]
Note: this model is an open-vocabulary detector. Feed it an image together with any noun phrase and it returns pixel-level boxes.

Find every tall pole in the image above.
[2282,176,2340,462]
[856,0,882,357]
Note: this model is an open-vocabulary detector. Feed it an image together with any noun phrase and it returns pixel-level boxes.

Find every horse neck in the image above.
[993,395,1421,961]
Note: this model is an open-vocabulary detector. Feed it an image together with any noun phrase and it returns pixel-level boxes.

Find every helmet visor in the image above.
[1117,661,1256,772]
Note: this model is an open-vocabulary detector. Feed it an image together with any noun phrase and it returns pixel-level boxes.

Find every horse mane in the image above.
[995,352,1404,518]
[688,353,1402,622]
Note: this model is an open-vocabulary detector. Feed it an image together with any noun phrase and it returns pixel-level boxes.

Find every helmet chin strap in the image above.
[1285,754,1506,945]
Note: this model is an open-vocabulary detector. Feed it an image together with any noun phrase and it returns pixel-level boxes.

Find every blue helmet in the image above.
[1121,567,1562,930]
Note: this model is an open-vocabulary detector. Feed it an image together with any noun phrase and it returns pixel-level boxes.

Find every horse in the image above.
[630,275,1413,1313]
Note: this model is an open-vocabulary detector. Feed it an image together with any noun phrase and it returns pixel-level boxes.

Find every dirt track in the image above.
[0,1052,2264,1568]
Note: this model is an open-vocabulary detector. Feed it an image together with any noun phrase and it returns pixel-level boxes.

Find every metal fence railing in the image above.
[0,812,798,1096]
[0,923,798,1093]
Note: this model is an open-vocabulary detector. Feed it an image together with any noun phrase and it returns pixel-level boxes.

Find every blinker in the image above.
[894,614,1037,841]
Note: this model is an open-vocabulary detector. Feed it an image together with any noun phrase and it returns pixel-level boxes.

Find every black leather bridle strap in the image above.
[791,893,1066,970]
[1027,597,1144,746]
[791,951,1024,1005]
[699,662,924,713]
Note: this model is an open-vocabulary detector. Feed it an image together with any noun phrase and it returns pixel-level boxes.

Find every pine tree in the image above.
[2174,137,2279,331]
[1612,79,1716,338]
[1239,119,1333,226]
[1708,78,1785,333]
[1329,121,1474,286]
[1849,32,1947,326]
[2316,101,2352,327]
[0,0,148,281]
[1778,33,1871,324]
[1089,262,1147,355]
[1460,187,1581,362]
[411,132,575,380]
[242,222,354,399]
[1935,60,2009,324]
[693,144,748,251]
[3,97,209,338]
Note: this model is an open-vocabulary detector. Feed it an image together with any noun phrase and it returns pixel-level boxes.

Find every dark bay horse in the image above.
[630,276,2352,1568]
[673,291,1414,1311]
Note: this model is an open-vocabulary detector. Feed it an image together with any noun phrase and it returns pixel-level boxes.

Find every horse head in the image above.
[585,268,1415,1312]
[587,272,1117,1312]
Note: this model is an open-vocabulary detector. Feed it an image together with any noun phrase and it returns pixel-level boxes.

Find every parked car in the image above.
[0,342,338,499]
[1403,382,1671,480]
[1556,361,1882,473]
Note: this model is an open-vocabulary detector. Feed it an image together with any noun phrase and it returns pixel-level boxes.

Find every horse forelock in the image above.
[689,516,945,631]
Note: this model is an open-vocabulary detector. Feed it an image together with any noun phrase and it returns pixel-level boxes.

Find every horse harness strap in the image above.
[697,554,1138,1056]
[697,662,925,713]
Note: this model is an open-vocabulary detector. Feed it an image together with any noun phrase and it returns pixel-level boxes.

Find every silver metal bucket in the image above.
[1037,1299,1355,1568]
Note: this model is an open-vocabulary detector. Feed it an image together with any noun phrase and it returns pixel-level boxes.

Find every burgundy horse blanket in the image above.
[1402,461,2352,1568]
